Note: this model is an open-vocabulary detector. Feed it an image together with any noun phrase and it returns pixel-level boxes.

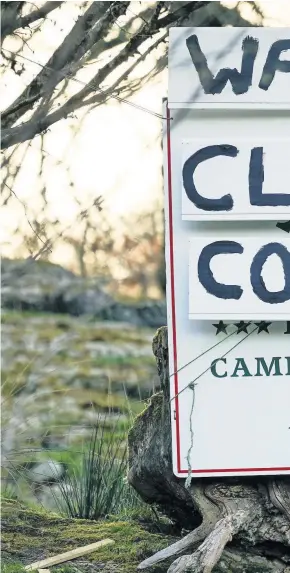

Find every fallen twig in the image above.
[24,539,115,571]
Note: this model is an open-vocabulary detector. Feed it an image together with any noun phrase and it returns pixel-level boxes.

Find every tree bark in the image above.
[128,326,290,573]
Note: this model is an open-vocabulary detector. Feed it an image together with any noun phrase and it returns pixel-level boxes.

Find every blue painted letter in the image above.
[249,147,290,207]
[250,243,290,304]
[259,39,290,91]
[198,241,243,300]
[183,145,237,212]
[186,34,259,95]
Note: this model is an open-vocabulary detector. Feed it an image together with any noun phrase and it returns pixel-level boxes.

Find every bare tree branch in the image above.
[1,1,63,42]
[57,3,167,109]
[157,1,209,27]
[2,2,127,128]
[1,29,166,150]
[1,1,256,151]
[1,2,25,42]
[1,1,211,149]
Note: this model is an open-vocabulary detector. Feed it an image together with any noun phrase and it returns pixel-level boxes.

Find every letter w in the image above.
[186,34,259,95]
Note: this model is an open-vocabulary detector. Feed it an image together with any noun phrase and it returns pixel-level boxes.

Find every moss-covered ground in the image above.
[2,309,156,401]
[2,499,177,573]
[2,309,158,471]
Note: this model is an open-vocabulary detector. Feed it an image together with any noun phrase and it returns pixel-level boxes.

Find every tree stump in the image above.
[128,327,290,573]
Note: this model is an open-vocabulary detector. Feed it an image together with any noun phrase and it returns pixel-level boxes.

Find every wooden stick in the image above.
[25,539,115,571]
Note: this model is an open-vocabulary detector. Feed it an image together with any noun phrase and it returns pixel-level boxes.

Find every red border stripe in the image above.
[166,105,181,473]
[178,466,290,474]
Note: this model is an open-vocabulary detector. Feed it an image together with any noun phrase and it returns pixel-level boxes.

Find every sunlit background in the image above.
[2,1,290,546]
[1,1,290,275]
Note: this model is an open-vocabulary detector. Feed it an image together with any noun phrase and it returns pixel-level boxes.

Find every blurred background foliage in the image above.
[2,1,283,560]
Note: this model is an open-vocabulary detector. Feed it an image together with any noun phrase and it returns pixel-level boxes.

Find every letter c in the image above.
[183,144,238,212]
[211,358,227,378]
[198,241,244,300]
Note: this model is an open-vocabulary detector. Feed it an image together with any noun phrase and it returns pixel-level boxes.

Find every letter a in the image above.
[259,39,290,91]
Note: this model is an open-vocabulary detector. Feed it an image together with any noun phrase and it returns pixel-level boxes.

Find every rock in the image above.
[95,300,167,328]
[27,460,65,484]
[1,258,167,327]
[56,281,113,316]
[38,482,73,511]
[1,258,113,316]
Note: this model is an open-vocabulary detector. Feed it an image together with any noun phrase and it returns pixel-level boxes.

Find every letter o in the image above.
[250,242,290,304]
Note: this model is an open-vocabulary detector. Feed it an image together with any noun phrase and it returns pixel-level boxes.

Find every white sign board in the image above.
[181,135,290,221]
[164,27,290,478]
[189,235,290,320]
[169,27,290,108]
[168,319,290,478]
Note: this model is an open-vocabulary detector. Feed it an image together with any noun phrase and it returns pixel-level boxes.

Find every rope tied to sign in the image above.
[170,323,261,403]
[185,381,196,489]
[178,323,261,488]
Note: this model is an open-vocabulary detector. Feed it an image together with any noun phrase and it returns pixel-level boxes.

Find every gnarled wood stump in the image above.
[128,327,290,573]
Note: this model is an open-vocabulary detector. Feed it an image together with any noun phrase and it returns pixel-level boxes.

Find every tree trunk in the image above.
[128,326,290,573]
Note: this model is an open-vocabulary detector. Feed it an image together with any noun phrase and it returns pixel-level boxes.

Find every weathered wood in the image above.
[24,539,114,571]
[137,523,210,569]
[128,326,290,573]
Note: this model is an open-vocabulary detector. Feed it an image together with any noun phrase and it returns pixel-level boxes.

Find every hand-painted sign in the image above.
[169,27,290,107]
[164,27,290,478]
[182,137,290,221]
[189,236,290,320]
